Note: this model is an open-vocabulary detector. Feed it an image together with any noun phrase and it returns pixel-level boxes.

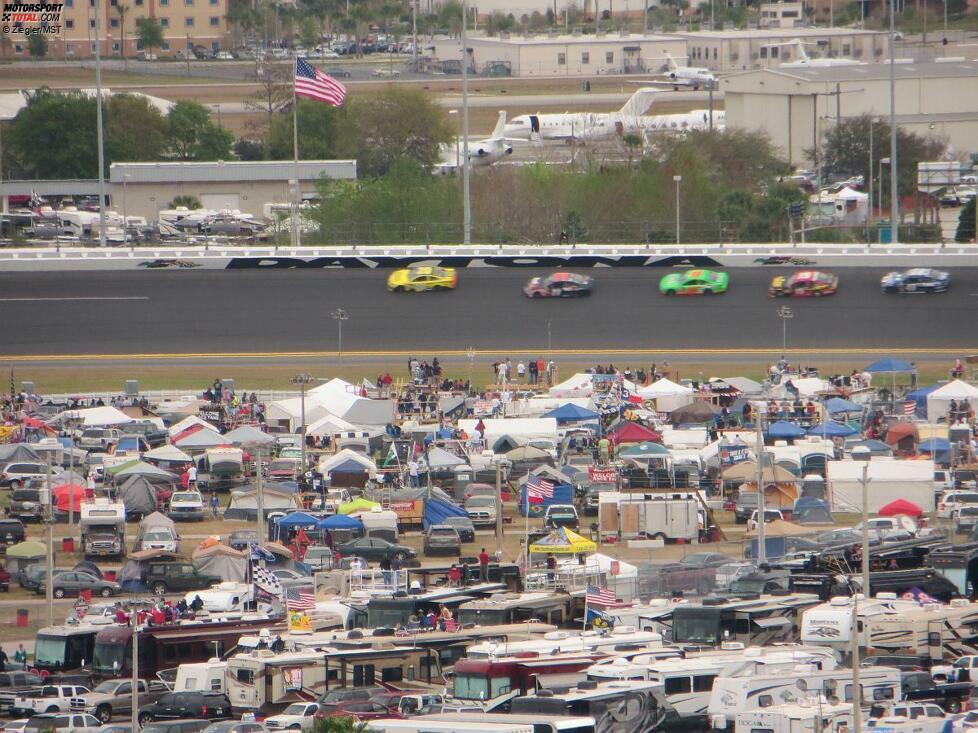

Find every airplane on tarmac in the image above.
[774,39,865,68]
[502,88,724,143]
[433,111,515,175]
[660,52,717,90]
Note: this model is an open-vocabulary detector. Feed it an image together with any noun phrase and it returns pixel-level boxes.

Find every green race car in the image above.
[659,269,730,296]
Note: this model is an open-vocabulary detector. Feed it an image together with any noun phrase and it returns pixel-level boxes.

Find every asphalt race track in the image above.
[1,267,977,358]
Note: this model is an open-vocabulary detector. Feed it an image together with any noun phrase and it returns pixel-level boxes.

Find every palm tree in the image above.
[116,3,130,68]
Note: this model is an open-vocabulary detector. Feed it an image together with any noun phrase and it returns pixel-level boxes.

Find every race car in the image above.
[386,266,457,292]
[880,268,950,294]
[769,270,838,298]
[523,272,594,298]
[659,269,729,296]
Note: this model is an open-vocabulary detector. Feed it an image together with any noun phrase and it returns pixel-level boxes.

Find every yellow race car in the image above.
[386,266,458,292]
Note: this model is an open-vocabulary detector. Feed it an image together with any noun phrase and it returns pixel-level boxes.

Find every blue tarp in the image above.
[318,514,363,530]
[864,357,914,373]
[423,498,468,530]
[920,437,951,452]
[825,397,862,414]
[906,383,944,416]
[807,421,858,437]
[766,420,806,439]
[276,511,321,529]
[520,482,574,517]
[542,403,601,422]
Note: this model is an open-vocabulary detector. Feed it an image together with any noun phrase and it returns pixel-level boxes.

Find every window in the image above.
[110,18,119,27]
[758,695,773,708]
[557,52,565,65]
[111,41,120,51]
[66,19,74,28]
[606,51,613,63]
[771,46,779,58]
[873,687,895,701]
[581,51,589,64]
[65,0,72,6]
[760,47,768,58]
[693,674,716,692]
[209,16,219,25]
[713,47,717,60]
[160,18,168,26]
[235,669,255,685]
[381,666,403,683]
[89,19,95,27]
[842,44,851,55]
[664,677,691,694]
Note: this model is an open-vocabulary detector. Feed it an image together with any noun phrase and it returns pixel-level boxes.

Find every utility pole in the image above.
[754,402,766,565]
[494,460,503,556]
[256,445,265,543]
[131,609,140,732]
[291,373,313,476]
[94,0,107,247]
[888,0,898,242]
[461,0,471,244]
[45,453,54,627]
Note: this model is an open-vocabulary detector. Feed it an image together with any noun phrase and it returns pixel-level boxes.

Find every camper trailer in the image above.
[80,501,127,558]
[597,493,699,543]
[196,447,244,491]
[735,700,853,733]
[667,593,822,647]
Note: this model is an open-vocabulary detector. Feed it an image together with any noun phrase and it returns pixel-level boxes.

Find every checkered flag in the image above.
[252,562,283,601]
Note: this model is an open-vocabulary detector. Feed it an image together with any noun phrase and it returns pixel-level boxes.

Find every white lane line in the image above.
[0,297,150,302]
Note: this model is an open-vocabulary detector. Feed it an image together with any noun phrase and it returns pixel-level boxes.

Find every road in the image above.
[0,268,975,361]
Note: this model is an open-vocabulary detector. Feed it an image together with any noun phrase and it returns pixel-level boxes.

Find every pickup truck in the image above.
[11,684,91,716]
[900,670,973,713]
[70,678,169,723]
[868,702,948,733]
[78,428,123,451]
[934,655,978,682]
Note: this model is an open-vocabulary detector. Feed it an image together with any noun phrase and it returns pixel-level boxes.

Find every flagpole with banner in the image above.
[292,59,301,248]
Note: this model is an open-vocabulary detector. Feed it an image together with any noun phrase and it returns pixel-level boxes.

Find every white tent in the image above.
[926,379,978,422]
[318,448,377,479]
[144,445,193,463]
[54,405,133,426]
[771,376,831,399]
[423,446,468,470]
[827,457,935,513]
[506,396,597,418]
[173,428,226,450]
[549,372,637,398]
[635,378,695,412]
[264,398,332,432]
[168,415,216,437]
[458,417,558,443]
[307,414,358,437]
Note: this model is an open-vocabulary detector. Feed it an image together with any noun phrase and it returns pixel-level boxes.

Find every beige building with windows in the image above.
[758,2,805,28]
[431,33,686,77]
[722,61,978,166]
[3,0,230,59]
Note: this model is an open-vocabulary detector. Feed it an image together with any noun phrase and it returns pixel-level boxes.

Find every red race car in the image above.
[768,270,838,298]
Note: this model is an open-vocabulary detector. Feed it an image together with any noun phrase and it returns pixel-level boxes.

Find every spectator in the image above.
[188,463,198,488]
[448,564,461,587]
[209,492,220,518]
[408,459,420,487]
[478,547,490,582]
[13,643,27,666]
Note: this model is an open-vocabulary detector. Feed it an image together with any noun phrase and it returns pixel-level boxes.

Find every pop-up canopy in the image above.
[529,527,597,554]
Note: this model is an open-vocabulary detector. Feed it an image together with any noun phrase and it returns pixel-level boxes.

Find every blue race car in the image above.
[880,268,950,294]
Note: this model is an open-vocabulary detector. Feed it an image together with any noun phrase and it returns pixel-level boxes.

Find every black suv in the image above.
[0,519,26,546]
[141,720,212,733]
[138,692,232,725]
[733,492,759,524]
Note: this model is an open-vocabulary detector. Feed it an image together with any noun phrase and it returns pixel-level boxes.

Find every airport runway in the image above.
[1,268,976,362]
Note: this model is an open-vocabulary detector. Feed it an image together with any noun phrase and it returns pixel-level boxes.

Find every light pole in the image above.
[291,373,313,475]
[879,157,890,227]
[461,0,471,244]
[466,347,475,389]
[852,445,872,598]
[331,308,349,361]
[673,175,682,244]
[122,173,130,246]
[850,444,871,733]
[753,401,767,565]
[776,305,793,357]
[887,0,898,243]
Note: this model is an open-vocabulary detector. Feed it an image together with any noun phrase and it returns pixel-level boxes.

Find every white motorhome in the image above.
[182,582,254,614]
[867,597,978,659]
[80,501,127,558]
[735,699,853,733]
[800,594,922,652]
[169,659,227,693]
[708,664,901,729]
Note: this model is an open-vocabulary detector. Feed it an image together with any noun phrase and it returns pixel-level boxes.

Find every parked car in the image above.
[326,68,351,77]
[144,562,219,595]
[137,692,232,725]
[464,496,497,527]
[264,702,322,731]
[423,526,461,556]
[714,561,756,589]
[937,491,978,519]
[955,506,978,534]
[334,537,416,562]
[316,688,385,707]
[544,504,579,529]
[746,508,784,532]
[862,655,935,673]
[78,429,122,451]
[267,459,299,481]
[269,568,313,590]
[440,516,476,542]
[25,713,102,733]
[140,720,212,733]
[200,722,264,733]
[168,492,205,522]
[733,492,759,524]
[0,519,26,546]
[40,571,120,599]
[0,463,47,489]
[227,530,258,551]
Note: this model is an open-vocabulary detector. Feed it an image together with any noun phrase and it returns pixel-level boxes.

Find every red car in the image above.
[768,270,839,298]
[523,272,594,298]
[319,701,400,722]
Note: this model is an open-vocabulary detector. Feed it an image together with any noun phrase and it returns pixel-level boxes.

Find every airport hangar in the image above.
[720,60,978,167]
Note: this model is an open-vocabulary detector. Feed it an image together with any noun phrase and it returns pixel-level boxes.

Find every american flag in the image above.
[586,584,617,605]
[295,58,347,106]
[526,474,554,503]
[251,562,284,601]
[903,400,917,415]
[286,586,315,611]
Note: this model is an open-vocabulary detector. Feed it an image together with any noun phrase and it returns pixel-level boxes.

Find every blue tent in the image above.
[317,514,363,530]
[276,512,321,529]
[542,403,601,422]
[766,420,806,439]
[825,397,862,414]
[423,498,468,530]
[906,383,944,416]
[919,437,951,452]
[808,421,858,437]
[864,357,914,373]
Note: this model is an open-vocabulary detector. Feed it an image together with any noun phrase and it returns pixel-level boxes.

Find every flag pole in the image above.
[583,587,589,635]
[524,471,529,579]
[292,59,301,248]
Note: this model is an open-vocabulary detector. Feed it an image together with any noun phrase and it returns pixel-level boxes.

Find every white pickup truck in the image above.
[11,684,91,716]
[264,702,322,731]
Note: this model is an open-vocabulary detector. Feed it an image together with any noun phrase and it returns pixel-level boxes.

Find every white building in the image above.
[722,60,978,166]
[758,2,805,28]
[431,32,686,76]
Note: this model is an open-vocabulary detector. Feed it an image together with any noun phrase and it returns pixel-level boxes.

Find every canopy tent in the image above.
[745,519,821,537]
[0,444,40,464]
[529,526,597,554]
[879,498,924,518]
[276,512,321,529]
[222,426,276,447]
[807,421,859,437]
[619,441,671,458]
[192,542,248,582]
[606,422,662,446]
[549,372,637,398]
[52,405,133,427]
[714,377,764,395]
[635,378,695,413]
[927,380,978,421]
[849,439,894,457]
[318,449,377,479]
[423,446,468,470]
[264,398,332,433]
[52,483,86,513]
[118,475,159,518]
[905,383,943,418]
[423,498,469,530]
[827,458,935,513]
[824,397,863,414]
[542,403,601,422]
[338,497,381,515]
[772,376,831,399]
[722,461,797,483]
[168,415,215,437]
[6,540,46,558]
[306,414,358,438]
[492,435,527,453]
[174,429,228,450]
[52,470,86,486]
[919,437,951,463]
[143,445,192,464]
[318,513,363,530]
[669,400,718,425]
[766,421,807,439]
[223,485,299,520]
[110,460,175,483]
[864,357,914,373]
[503,445,553,462]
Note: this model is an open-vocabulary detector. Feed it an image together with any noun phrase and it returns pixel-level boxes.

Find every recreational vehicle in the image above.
[735,700,853,733]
